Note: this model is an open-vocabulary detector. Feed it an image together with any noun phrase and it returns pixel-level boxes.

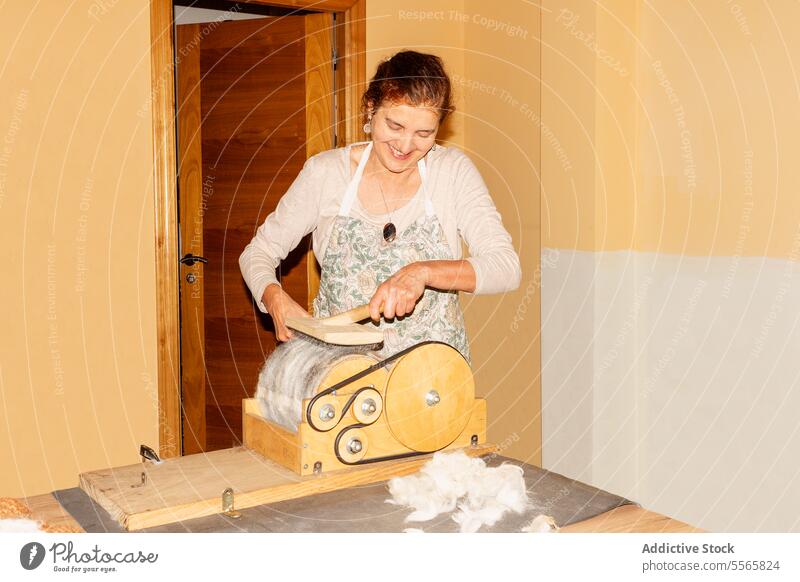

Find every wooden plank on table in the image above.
[560,504,703,533]
[80,444,496,531]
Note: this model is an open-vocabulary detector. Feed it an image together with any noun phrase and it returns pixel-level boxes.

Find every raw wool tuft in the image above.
[255,336,377,432]
[0,518,43,533]
[521,514,558,533]
[387,450,529,532]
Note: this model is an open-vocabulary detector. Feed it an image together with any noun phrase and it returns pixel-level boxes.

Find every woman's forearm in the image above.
[417,260,476,293]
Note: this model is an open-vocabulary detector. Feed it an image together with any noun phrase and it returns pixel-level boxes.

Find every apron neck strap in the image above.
[338,142,433,217]
[339,142,373,217]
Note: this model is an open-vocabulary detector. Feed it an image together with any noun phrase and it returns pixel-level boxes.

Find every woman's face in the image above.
[369,101,440,174]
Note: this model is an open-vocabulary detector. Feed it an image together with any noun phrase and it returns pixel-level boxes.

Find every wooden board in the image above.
[79,443,496,531]
[286,318,384,345]
[149,0,181,460]
[286,304,383,345]
[560,504,703,533]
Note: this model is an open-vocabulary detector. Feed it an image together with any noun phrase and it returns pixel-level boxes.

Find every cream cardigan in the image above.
[239,142,521,313]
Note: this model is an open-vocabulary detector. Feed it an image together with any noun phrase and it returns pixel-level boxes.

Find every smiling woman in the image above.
[239,50,521,360]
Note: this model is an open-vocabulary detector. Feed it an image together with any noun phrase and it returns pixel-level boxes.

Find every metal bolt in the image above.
[425,390,441,407]
[347,438,363,454]
[361,398,377,416]
[319,404,336,421]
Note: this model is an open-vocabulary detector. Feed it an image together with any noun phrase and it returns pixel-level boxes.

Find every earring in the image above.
[363,121,371,134]
[431,143,437,151]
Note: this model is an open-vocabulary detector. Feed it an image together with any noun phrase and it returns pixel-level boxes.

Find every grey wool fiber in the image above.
[255,335,377,432]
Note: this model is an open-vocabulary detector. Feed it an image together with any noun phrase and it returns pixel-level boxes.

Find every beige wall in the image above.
[0,2,158,497]
[368,1,542,464]
[543,0,800,258]
[461,1,541,464]
[635,0,800,258]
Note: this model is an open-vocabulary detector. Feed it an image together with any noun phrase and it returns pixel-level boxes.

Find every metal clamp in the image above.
[221,487,241,519]
[139,444,161,464]
[130,472,147,488]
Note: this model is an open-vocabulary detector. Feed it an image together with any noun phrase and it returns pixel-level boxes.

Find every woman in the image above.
[239,50,521,361]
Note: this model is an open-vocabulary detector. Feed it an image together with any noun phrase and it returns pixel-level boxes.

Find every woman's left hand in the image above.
[369,262,429,321]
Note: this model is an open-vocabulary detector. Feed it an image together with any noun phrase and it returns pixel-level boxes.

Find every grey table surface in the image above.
[54,454,634,533]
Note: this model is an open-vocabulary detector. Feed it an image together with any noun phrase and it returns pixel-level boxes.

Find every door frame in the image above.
[148,0,367,458]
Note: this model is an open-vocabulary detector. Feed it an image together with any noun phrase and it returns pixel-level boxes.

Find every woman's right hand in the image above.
[262,283,310,342]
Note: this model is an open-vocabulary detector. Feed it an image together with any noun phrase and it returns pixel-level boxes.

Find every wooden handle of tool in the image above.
[322,304,374,326]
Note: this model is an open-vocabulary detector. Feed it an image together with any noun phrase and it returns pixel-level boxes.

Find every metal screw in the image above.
[425,390,441,407]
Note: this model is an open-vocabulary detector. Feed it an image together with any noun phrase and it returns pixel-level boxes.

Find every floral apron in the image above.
[312,141,470,362]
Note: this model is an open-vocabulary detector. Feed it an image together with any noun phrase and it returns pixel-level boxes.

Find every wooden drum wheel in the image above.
[383,343,475,452]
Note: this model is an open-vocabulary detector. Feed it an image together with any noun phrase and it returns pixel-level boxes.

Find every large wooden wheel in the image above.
[384,344,475,452]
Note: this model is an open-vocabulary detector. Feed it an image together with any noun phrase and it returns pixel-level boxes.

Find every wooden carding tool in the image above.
[286,304,383,345]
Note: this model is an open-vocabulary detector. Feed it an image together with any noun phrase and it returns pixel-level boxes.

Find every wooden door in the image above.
[176,14,333,454]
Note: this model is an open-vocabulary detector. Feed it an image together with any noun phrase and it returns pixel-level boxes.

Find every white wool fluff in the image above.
[0,518,43,533]
[521,514,558,533]
[387,450,529,532]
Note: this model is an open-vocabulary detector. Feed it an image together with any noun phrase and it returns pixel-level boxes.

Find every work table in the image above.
[17,454,700,533]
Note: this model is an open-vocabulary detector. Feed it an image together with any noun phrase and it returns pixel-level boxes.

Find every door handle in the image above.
[180,253,208,266]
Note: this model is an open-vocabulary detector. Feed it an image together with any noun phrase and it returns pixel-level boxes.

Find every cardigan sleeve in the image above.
[239,155,322,313]
[452,152,522,295]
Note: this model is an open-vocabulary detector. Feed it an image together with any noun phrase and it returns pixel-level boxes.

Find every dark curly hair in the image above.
[361,50,454,122]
